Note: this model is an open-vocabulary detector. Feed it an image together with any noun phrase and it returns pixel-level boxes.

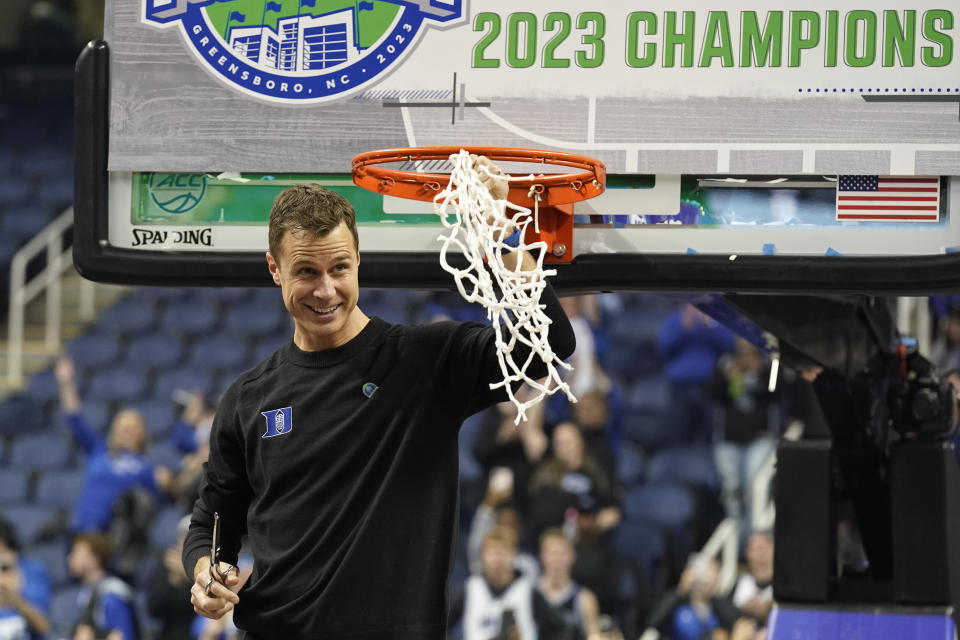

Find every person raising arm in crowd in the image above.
[55,356,173,536]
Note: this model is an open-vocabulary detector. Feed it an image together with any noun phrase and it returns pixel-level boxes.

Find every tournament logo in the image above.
[148,173,207,214]
[141,0,465,103]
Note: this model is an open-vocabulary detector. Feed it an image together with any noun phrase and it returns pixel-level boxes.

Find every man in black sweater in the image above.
[182,162,576,639]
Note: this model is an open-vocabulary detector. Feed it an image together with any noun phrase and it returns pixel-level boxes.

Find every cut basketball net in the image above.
[351,146,605,423]
[433,150,574,423]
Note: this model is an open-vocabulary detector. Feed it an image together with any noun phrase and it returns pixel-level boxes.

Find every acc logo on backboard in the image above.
[148,173,206,214]
[141,0,464,103]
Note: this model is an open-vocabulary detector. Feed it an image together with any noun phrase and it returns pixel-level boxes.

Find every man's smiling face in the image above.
[267,222,366,351]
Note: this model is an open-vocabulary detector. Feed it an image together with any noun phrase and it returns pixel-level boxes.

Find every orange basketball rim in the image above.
[351,146,606,262]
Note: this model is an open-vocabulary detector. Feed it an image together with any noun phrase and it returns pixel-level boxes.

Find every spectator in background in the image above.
[569,390,617,481]
[467,469,539,579]
[644,555,740,639]
[0,519,51,639]
[18,0,80,63]
[170,391,215,456]
[55,356,173,577]
[725,617,767,640]
[527,423,621,614]
[68,533,138,640]
[145,516,194,639]
[728,533,774,627]
[559,296,611,398]
[553,297,625,450]
[670,556,723,640]
[536,528,602,640]
[930,308,960,372]
[169,392,218,511]
[458,526,573,640]
[710,340,781,543]
[657,304,735,442]
[473,389,548,519]
[527,424,619,538]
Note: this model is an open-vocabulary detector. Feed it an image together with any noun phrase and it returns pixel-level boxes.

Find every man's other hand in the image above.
[191,556,241,620]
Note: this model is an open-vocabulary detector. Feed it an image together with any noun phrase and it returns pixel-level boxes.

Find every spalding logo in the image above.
[141,0,465,104]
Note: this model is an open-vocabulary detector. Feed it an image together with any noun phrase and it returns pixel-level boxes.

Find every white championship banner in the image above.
[109,0,960,175]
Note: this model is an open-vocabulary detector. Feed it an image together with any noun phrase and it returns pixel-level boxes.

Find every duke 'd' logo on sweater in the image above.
[261,407,293,438]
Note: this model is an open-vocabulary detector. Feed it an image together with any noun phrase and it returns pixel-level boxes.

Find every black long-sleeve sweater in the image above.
[183,285,575,639]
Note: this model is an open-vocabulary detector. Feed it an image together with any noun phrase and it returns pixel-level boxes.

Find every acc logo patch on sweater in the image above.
[261,407,293,438]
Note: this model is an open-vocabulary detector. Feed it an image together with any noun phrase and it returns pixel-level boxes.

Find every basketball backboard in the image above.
[75,1,960,293]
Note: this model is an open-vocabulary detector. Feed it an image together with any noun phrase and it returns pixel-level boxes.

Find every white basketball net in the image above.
[433,149,576,423]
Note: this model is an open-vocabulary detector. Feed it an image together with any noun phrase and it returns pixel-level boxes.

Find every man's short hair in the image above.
[268,183,359,263]
[73,533,114,570]
[483,525,518,551]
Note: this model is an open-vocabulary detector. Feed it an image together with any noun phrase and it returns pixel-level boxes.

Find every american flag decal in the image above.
[836,176,941,222]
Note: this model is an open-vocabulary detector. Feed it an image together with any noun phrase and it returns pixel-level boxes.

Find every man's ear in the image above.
[266,252,282,286]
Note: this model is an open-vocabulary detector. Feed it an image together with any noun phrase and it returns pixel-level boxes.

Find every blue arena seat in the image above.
[616,445,647,487]
[161,300,221,336]
[24,369,60,403]
[609,307,666,347]
[145,442,183,474]
[150,506,187,550]
[126,334,184,370]
[0,148,15,175]
[97,297,158,335]
[615,520,666,571]
[0,178,30,206]
[202,287,254,303]
[362,301,409,324]
[0,205,53,241]
[250,287,282,307]
[77,399,111,434]
[132,400,178,439]
[152,368,214,403]
[622,410,681,452]
[253,334,289,362]
[602,343,662,384]
[90,367,148,403]
[67,333,122,369]
[1,505,59,545]
[188,334,251,370]
[647,445,721,492]
[224,303,283,337]
[28,542,69,588]
[0,395,48,436]
[129,287,190,305]
[34,175,73,208]
[0,238,18,268]
[34,469,86,509]
[49,585,84,637]
[9,433,71,471]
[21,147,71,179]
[0,469,30,505]
[622,483,696,529]
[625,377,671,414]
